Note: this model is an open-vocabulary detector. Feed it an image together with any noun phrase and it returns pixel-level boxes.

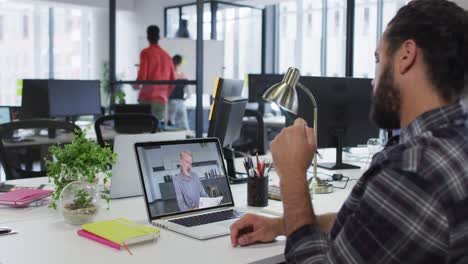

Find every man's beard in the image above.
[369,64,401,130]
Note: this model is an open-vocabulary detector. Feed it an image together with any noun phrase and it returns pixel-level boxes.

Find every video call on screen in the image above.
[137,142,233,217]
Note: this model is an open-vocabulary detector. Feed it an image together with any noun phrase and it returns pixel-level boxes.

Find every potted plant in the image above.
[47,130,117,212]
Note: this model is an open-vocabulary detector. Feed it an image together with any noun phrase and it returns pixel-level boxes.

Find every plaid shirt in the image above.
[285,102,468,263]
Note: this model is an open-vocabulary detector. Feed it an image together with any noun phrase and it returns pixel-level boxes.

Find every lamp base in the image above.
[309,177,333,194]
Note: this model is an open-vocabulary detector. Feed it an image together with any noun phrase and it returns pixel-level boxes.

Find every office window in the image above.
[164,2,262,80]
[166,8,180,38]
[353,0,408,78]
[302,0,322,76]
[0,2,100,106]
[0,3,49,106]
[0,15,4,41]
[53,7,95,80]
[363,7,370,35]
[278,1,297,74]
[326,0,346,77]
[382,0,408,29]
[23,15,29,39]
[353,0,377,78]
[180,4,212,40]
[278,0,346,77]
[217,4,262,79]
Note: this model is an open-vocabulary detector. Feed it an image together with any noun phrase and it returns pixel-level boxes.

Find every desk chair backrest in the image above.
[0,119,81,180]
[94,113,159,148]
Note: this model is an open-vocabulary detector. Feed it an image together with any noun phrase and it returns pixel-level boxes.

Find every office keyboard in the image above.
[169,209,244,227]
[268,185,282,201]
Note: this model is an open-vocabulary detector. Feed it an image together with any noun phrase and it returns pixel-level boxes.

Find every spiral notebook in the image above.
[0,189,52,207]
[81,218,160,247]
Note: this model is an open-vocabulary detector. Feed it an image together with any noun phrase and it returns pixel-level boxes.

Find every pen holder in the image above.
[247,176,269,207]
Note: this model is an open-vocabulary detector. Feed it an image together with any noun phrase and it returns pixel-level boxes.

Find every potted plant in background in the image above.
[47,130,117,224]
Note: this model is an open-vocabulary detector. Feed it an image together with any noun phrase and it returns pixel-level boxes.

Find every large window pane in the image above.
[382,0,407,28]
[0,2,49,106]
[326,0,346,77]
[302,0,323,76]
[166,7,179,38]
[278,1,297,74]
[353,0,378,78]
[278,0,346,77]
[217,4,262,79]
[181,3,211,40]
[54,7,96,79]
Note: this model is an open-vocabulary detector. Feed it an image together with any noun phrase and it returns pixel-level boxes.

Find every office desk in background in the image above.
[0,149,368,264]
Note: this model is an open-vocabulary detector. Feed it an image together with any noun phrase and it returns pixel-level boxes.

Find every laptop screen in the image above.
[135,139,234,219]
[0,107,11,124]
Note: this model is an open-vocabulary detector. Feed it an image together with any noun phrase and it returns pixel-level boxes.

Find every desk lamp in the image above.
[262,67,333,194]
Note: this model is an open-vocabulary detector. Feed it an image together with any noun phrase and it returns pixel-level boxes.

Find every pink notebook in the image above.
[0,189,52,207]
[77,230,121,250]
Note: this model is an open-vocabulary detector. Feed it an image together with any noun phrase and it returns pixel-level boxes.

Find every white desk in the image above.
[0,149,369,264]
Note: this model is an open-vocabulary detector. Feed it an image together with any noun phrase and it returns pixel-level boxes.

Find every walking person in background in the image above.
[134,25,175,124]
[168,54,190,130]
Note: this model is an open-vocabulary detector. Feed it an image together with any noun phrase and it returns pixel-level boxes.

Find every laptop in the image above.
[0,106,11,124]
[110,132,186,199]
[134,138,245,240]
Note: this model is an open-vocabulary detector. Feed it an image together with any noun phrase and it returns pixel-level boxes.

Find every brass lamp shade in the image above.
[262,67,301,114]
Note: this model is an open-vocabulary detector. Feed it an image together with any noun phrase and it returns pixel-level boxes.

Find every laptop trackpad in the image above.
[216,219,236,228]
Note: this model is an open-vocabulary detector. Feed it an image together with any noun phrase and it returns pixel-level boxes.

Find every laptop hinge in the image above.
[157,206,234,221]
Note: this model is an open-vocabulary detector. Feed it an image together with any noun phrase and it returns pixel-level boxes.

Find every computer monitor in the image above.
[208,78,244,137]
[208,78,246,183]
[248,74,379,170]
[298,76,379,169]
[48,80,101,117]
[0,106,11,124]
[211,97,247,148]
[21,79,50,119]
[248,74,282,103]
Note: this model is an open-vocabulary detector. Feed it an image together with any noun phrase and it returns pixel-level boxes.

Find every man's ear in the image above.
[397,39,417,74]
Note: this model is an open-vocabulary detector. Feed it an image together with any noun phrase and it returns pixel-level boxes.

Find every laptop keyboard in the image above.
[169,209,244,227]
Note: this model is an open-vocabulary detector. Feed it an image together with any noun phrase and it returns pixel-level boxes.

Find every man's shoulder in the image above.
[371,127,468,197]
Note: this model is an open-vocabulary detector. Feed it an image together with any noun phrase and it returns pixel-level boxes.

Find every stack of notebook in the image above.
[77,218,160,253]
[0,189,52,207]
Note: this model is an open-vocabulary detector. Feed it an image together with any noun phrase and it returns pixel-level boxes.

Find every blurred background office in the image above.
[0,0,467,181]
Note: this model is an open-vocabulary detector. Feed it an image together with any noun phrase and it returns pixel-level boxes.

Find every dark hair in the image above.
[147,25,160,44]
[173,54,183,66]
[385,0,468,100]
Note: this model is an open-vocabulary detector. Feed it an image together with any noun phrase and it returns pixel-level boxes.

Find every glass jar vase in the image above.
[59,181,100,225]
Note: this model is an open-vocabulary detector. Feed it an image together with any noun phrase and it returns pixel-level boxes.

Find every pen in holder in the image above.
[244,154,271,207]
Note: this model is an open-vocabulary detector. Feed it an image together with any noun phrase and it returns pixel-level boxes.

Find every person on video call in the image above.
[173,151,208,211]
[230,0,468,263]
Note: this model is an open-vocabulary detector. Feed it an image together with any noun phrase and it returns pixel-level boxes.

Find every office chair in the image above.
[94,113,159,148]
[0,119,81,180]
[232,109,266,155]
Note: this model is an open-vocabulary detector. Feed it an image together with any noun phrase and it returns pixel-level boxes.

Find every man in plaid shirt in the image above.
[230,0,468,263]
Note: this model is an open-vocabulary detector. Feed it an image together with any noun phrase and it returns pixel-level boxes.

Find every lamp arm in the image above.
[297,82,319,191]
[297,82,317,109]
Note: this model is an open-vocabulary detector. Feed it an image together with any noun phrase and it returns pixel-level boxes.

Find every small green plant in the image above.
[68,189,93,210]
[47,129,117,209]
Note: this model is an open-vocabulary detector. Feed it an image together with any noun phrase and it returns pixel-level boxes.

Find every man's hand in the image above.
[271,118,317,235]
[230,214,284,247]
[270,118,316,182]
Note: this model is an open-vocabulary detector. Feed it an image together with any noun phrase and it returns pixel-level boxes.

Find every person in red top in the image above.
[134,25,175,123]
